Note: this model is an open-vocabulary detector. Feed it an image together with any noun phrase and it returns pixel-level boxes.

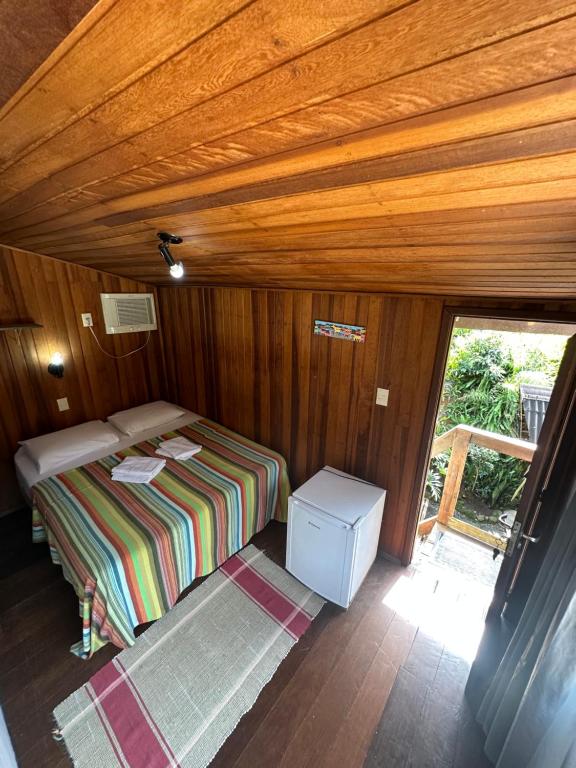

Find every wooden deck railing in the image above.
[417,425,537,547]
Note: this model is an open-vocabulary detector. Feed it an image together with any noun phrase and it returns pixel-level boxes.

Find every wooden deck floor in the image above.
[0,518,494,767]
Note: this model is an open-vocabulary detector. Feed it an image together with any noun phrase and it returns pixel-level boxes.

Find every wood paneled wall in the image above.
[0,246,164,513]
[159,286,444,561]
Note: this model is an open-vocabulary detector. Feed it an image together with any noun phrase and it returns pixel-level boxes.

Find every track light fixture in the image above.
[169,262,184,279]
[157,232,184,279]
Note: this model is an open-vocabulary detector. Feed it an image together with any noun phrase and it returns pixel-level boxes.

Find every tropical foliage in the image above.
[426,330,564,512]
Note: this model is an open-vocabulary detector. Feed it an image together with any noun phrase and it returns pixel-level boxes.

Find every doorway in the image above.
[413,315,575,597]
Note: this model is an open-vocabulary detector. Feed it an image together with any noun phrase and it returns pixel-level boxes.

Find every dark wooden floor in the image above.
[0,507,47,579]
[0,516,493,767]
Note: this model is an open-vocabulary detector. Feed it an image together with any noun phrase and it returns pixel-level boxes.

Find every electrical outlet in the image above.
[376,388,389,407]
[57,397,70,412]
[81,313,93,327]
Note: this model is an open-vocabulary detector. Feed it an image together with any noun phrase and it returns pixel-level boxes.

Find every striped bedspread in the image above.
[32,419,290,658]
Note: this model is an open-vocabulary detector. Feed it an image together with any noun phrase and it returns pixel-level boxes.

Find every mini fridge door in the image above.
[293,467,384,527]
[286,496,353,606]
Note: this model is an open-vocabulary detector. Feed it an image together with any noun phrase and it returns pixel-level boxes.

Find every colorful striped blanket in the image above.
[32,419,290,658]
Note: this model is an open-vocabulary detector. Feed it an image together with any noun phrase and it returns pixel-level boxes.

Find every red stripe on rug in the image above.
[90,660,173,767]
[86,685,127,767]
[221,554,311,639]
[236,552,315,620]
[116,659,179,767]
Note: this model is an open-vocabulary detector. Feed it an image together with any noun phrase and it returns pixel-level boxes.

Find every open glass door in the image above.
[490,333,576,622]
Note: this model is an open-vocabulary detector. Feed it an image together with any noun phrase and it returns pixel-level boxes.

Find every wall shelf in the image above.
[0,323,43,331]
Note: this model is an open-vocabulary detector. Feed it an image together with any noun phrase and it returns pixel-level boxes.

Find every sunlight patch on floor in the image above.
[383,529,499,663]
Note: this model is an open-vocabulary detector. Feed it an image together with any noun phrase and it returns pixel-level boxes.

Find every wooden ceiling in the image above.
[1,0,576,297]
[0,0,98,106]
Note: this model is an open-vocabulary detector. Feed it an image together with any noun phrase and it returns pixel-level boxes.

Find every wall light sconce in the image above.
[48,352,64,378]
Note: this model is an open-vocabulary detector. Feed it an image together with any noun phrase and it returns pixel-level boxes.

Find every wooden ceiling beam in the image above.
[12,200,576,252]
[0,0,408,196]
[2,73,575,233]
[1,1,576,296]
[0,0,254,166]
[2,1,575,208]
[4,152,576,245]
[97,119,576,227]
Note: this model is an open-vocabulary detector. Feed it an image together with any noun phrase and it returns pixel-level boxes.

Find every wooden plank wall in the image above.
[159,287,576,561]
[159,286,444,560]
[0,246,164,513]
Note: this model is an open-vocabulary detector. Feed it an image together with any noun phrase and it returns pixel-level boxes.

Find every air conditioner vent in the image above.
[100,293,157,334]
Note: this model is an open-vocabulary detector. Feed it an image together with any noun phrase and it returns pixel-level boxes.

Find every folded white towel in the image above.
[112,457,166,474]
[111,456,166,484]
[112,472,162,484]
[156,437,202,460]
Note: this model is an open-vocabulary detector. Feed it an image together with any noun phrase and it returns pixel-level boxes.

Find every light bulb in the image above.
[169,261,184,279]
[48,351,65,378]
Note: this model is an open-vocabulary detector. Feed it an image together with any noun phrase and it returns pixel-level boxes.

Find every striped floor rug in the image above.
[54,545,324,767]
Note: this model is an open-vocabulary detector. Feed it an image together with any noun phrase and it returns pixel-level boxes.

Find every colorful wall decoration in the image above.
[313,319,366,343]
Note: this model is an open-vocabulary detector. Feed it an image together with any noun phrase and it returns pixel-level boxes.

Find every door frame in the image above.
[403,305,576,566]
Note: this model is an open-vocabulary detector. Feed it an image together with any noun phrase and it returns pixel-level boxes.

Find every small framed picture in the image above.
[313,320,366,343]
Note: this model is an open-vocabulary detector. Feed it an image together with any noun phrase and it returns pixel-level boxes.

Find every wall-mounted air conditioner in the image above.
[100,293,157,334]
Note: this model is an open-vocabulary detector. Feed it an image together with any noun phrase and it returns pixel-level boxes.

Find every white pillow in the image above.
[19,421,120,474]
[107,401,186,436]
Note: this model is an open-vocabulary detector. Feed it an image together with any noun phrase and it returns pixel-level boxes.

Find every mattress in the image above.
[14,410,201,503]
[31,419,290,658]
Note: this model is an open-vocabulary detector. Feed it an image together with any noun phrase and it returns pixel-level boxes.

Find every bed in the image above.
[25,410,290,658]
[15,408,203,504]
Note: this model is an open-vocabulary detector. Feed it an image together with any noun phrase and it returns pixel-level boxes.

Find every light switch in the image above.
[57,397,70,412]
[376,388,389,407]
[81,313,93,327]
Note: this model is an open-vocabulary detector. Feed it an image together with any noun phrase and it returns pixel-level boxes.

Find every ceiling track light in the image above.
[157,232,184,279]
[169,262,184,279]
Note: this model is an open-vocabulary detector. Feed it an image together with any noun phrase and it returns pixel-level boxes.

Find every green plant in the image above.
[425,453,448,501]
[438,335,519,437]
[429,330,565,513]
[434,332,545,512]
[515,370,553,388]
[521,348,560,383]
[462,445,527,508]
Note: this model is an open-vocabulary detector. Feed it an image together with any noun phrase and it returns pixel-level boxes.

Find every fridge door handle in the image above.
[291,497,350,529]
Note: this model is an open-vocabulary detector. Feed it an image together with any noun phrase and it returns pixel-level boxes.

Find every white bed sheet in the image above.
[14,410,202,504]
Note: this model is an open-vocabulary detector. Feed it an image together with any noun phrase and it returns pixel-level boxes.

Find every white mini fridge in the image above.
[286,467,386,608]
